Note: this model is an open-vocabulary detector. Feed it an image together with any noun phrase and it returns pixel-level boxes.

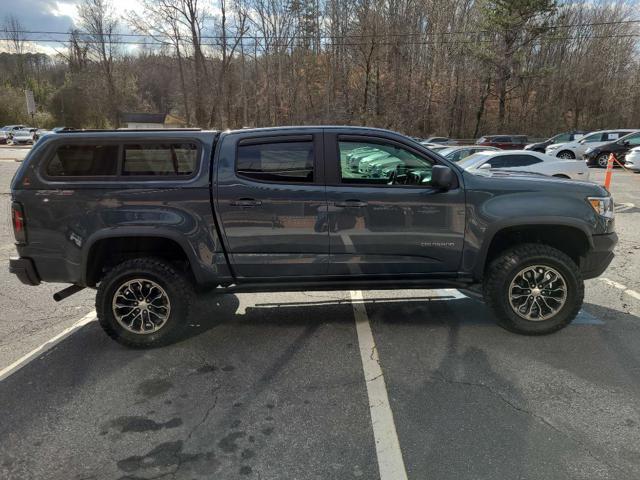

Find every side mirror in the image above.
[431,165,455,189]
[478,162,492,170]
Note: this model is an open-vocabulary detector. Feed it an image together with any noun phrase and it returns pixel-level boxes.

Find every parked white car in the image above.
[458,150,590,180]
[8,128,37,145]
[624,147,640,172]
[545,129,637,159]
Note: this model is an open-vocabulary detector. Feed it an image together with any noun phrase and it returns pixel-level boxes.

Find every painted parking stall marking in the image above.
[0,310,96,382]
[350,290,408,480]
[599,277,640,301]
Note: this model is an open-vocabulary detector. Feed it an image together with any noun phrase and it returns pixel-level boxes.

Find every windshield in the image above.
[438,147,456,157]
[458,152,492,169]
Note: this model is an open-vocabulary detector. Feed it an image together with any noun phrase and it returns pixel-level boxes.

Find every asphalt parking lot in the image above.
[1,151,640,479]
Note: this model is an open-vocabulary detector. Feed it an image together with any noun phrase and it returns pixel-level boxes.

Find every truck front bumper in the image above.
[581,233,618,279]
[9,257,41,286]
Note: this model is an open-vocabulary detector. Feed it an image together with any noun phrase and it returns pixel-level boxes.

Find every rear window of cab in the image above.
[44,142,199,179]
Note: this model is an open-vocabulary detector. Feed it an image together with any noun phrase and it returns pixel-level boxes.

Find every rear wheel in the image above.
[96,258,194,348]
[483,244,583,335]
[557,150,575,160]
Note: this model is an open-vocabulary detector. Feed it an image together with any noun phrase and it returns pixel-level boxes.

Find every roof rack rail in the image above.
[57,128,203,133]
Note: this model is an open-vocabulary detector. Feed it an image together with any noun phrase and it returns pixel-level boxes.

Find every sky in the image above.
[1,0,144,55]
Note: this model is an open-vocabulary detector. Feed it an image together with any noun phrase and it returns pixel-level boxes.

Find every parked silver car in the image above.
[0,125,27,144]
[624,147,640,172]
[546,129,637,159]
[8,128,37,145]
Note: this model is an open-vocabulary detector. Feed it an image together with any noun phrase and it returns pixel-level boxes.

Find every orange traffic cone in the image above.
[603,153,615,190]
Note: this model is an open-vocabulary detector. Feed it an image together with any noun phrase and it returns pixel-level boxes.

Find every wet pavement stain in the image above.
[102,416,183,434]
[218,432,246,453]
[222,365,235,372]
[239,465,252,475]
[116,441,218,476]
[136,379,173,398]
[117,441,190,472]
[261,427,274,436]
[196,364,217,374]
[241,449,255,460]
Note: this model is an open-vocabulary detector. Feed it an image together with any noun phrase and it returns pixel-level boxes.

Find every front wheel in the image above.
[597,154,610,168]
[96,258,194,348]
[557,150,575,160]
[483,244,583,335]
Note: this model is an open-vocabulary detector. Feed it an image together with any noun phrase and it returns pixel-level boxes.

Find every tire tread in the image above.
[96,257,194,348]
[483,243,584,335]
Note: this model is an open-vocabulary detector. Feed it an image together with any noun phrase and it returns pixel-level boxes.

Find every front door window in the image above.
[339,141,433,186]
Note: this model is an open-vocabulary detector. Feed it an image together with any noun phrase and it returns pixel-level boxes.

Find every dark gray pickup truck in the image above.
[9,127,617,347]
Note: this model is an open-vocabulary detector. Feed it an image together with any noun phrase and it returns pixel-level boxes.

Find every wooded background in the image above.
[1,0,639,138]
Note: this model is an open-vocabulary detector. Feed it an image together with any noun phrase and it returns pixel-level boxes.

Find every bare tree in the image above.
[77,0,121,126]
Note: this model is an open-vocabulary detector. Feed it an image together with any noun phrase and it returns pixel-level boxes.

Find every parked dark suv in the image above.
[10,127,617,347]
[476,135,528,149]
[584,130,640,167]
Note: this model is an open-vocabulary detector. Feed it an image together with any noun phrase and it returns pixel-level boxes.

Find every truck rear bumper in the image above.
[9,257,41,286]
[581,233,618,279]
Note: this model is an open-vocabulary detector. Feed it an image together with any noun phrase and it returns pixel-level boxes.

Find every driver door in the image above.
[323,131,466,276]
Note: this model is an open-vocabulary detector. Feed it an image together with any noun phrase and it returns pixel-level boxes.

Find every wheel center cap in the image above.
[139,300,148,310]
[531,288,541,297]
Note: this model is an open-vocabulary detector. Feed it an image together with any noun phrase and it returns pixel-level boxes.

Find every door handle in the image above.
[230,198,262,207]
[335,200,368,208]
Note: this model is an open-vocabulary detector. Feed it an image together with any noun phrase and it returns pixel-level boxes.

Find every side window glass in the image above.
[493,136,511,143]
[46,144,118,177]
[606,133,620,141]
[237,141,314,183]
[488,156,512,168]
[123,143,198,176]
[583,134,602,143]
[339,140,433,186]
[516,155,542,166]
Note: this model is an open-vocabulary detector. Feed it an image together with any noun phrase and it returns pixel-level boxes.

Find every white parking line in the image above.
[0,310,96,382]
[350,290,408,480]
[598,278,640,301]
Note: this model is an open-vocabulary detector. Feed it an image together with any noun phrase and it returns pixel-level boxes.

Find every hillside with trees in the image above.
[1,0,639,137]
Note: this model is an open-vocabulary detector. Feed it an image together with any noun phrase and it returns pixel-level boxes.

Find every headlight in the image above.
[585,148,593,154]
[588,196,614,219]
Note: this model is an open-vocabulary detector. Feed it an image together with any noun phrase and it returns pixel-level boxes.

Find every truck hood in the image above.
[462,168,608,196]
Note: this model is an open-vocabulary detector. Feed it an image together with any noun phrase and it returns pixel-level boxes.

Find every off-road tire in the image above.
[96,257,194,348]
[483,244,583,335]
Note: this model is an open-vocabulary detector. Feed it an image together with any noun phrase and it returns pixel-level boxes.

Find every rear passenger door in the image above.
[215,131,329,278]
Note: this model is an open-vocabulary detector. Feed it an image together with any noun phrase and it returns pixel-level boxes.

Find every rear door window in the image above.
[490,155,541,168]
[46,144,119,177]
[236,141,314,183]
[493,136,512,143]
[123,143,198,176]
